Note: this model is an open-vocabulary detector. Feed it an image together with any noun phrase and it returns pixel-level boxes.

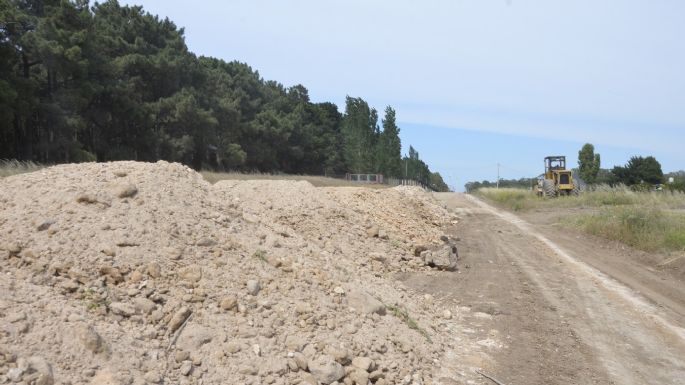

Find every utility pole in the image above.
[496,163,500,189]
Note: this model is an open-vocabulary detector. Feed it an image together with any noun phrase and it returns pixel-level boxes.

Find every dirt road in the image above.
[401,193,685,385]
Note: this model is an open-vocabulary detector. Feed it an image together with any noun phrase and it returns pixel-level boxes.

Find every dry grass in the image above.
[0,160,44,178]
[567,206,685,252]
[201,171,390,188]
[475,185,685,212]
[474,186,685,252]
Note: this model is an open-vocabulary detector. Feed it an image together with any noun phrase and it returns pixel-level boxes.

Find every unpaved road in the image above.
[402,193,685,385]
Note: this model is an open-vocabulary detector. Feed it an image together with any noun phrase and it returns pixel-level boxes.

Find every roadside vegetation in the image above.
[0,160,44,178]
[201,171,389,188]
[475,187,685,252]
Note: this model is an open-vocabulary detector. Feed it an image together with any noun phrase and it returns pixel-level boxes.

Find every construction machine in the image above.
[536,156,577,197]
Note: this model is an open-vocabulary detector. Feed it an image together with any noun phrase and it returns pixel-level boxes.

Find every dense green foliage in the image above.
[577,143,600,184]
[611,156,664,186]
[464,177,534,193]
[0,0,448,190]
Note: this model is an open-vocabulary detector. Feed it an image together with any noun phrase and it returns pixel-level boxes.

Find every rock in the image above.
[99,266,123,284]
[267,255,282,268]
[378,229,388,239]
[109,302,135,317]
[37,219,56,231]
[176,324,212,351]
[165,247,183,260]
[76,193,97,204]
[300,373,318,385]
[369,252,387,263]
[146,262,161,278]
[285,335,306,352]
[168,307,192,332]
[25,356,54,385]
[307,355,345,385]
[326,347,350,365]
[134,297,156,314]
[219,296,237,311]
[252,344,261,357]
[442,310,452,319]
[292,352,307,370]
[225,341,241,354]
[100,247,116,257]
[180,361,193,376]
[90,369,120,385]
[423,244,458,271]
[7,311,27,323]
[366,226,379,238]
[196,238,216,247]
[349,369,370,385]
[351,356,373,372]
[178,265,202,283]
[77,325,104,353]
[347,290,386,315]
[114,183,137,198]
[5,242,22,256]
[143,370,161,384]
[59,279,79,293]
[175,350,190,363]
[295,302,312,314]
[369,370,384,381]
[128,270,143,283]
[413,245,428,257]
[7,367,24,382]
[246,280,261,295]
[333,286,345,295]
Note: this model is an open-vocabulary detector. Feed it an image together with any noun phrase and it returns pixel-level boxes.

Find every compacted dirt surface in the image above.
[2,162,684,385]
[412,193,685,385]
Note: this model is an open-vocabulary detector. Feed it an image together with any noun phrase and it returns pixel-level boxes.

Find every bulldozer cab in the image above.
[544,156,566,178]
[538,156,576,197]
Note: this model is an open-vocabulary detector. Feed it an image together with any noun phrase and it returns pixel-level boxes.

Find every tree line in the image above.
[466,143,680,192]
[0,0,449,191]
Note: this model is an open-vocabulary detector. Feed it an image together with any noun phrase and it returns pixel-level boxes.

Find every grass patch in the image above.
[252,249,268,263]
[475,185,685,212]
[567,206,685,252]
[201,171,389,188]
[0,159,44,178]
[386,304,432,343]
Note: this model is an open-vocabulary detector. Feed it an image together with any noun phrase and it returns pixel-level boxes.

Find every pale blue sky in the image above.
[121,0,684,190]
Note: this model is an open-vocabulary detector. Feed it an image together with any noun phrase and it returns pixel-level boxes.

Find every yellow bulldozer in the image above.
[536,156,577,197]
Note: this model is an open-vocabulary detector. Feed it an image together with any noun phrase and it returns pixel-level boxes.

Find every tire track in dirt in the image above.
[461,193,685,385]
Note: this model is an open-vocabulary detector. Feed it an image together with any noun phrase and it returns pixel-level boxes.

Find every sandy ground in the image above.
[408,193,685,385]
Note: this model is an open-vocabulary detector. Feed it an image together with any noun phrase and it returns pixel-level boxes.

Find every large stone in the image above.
[25,356,54,385]
[351,356,373,372]
[423,244,458,271]
[347,290,385,315]
[109,302,135,317]
[114,183,137,198]
[178,265,202,283]
[307,355,345,385]
[176,324,212,351]
[219,296,237,311]
[134,297,156,314]
[168,307,192,332]
[77,325,104,353]
[246,280,261,295]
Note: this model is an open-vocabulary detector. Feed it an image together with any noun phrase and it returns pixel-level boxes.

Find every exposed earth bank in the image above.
[0,161,489,385]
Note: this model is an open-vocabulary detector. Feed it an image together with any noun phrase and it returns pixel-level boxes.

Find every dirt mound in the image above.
[0,161,473,385]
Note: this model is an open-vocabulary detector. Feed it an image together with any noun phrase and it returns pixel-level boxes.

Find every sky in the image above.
[121,0,685,191]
